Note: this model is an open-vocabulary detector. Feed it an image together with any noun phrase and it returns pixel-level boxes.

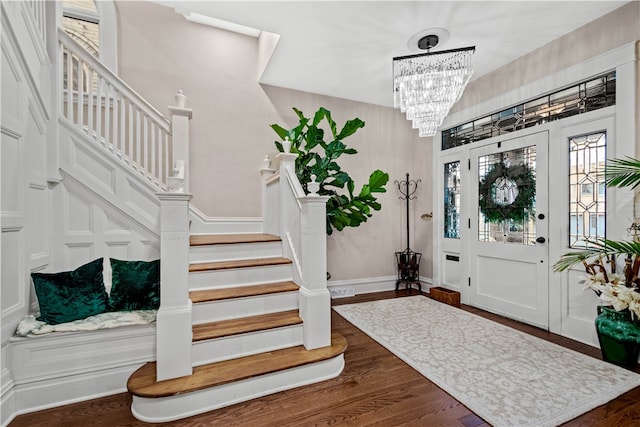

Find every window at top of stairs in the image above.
[62,0,100,59]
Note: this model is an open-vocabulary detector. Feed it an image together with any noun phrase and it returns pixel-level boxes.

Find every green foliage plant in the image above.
[271,107,389,235]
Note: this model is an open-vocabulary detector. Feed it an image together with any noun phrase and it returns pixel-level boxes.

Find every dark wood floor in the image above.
[10,291,640,426]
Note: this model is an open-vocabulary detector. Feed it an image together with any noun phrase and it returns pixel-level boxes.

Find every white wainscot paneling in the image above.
[56,181,160,275]
[561,268,600,346]
[125,178,160,227]
[64,243,95,270]
[1,342,16,427]
[105,212,133,234]
[2,229,26,342]
[10,326,155,383]
[1,1,47,92]
[25,100,46,186]
[104,213,134,254]
[566,268,599,322]
[1,131,23,214]
[65,188,93,234]
[27,186,49,268]
[2,229,24,313]
[70,135,117,195]
[1,36,25,134]
[9,325,156,415]
[105,240,131,259]
[137,236,160,259]
[442,252,461,290]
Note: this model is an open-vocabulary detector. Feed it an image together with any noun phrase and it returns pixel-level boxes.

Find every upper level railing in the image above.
[59,29,173,191]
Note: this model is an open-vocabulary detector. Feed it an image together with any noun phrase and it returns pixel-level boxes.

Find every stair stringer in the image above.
[189,205,262,234]
[51,119,163,273]
[58,119,162,236]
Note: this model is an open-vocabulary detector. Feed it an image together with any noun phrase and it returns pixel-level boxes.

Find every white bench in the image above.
[8,312,156,416]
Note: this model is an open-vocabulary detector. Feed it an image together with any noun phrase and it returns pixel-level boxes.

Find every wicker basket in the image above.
[430,287,460,307]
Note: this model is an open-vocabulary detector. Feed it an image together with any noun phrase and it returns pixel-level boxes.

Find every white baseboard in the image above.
[9,363,143,421]
[327,275,433,298]
[1,378,16,427]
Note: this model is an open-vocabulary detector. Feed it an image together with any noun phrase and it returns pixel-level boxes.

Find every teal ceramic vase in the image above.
[595,306,640,368]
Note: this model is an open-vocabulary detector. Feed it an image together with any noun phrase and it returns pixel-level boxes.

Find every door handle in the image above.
[536,236,546,244]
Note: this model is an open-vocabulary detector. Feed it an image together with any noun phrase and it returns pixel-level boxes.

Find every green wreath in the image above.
[478,162,536,223]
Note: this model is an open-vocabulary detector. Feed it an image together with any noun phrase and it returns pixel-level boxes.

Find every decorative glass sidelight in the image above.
[478,146,537,244]
[444,161,461,239]
[569,132,606,248]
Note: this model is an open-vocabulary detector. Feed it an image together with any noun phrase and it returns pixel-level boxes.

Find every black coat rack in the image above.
[394,173,422,293]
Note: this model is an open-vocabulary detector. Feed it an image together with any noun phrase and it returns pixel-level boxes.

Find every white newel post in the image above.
[299,182,331,350]
[156,193,193,381]
[168,90,192,193]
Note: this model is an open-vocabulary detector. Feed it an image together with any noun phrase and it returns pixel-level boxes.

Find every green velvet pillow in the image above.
[31,258,107,325]
[108,258,160,311]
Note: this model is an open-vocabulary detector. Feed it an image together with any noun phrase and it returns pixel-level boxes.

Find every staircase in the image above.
[127,233,346,422]
[56,27,344,422]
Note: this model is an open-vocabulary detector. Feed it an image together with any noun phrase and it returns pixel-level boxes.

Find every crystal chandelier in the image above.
[393,35,475,137]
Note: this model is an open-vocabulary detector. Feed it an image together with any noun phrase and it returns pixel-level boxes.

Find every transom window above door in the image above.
[442,72,616,150]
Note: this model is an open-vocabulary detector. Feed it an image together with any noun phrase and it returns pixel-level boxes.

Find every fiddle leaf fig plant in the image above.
[271,107,389,235]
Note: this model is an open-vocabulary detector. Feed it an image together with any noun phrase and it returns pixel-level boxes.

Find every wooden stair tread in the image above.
[190,233,281,246]
[127,332,347,398]
[192,310,302,342]
[190,281,299,304]
[189,257,292,272]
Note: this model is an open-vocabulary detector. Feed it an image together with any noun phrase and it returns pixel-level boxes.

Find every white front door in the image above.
[469,132,549,328]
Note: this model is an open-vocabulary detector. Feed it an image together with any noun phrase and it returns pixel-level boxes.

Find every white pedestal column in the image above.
[299,194,330,349]
[156,193,192,381]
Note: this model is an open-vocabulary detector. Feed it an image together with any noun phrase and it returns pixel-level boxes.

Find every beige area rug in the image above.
[333,296,640,427]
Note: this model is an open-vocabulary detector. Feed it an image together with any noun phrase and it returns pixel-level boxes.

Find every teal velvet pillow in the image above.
[108,258,160,311]
[31,258,107,325]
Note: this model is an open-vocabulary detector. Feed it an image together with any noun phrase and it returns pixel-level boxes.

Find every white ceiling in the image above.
[153,1,630,108]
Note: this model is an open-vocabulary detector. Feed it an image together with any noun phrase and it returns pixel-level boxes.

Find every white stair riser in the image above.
[189,241,282,263]
[191,325,303,367]
[131,355,345,423]
[192,292,299,324]
[189,264,292,289]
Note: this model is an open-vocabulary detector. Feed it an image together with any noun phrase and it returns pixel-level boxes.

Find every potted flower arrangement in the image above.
[565,251,640,368]
[554,157,640,367]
